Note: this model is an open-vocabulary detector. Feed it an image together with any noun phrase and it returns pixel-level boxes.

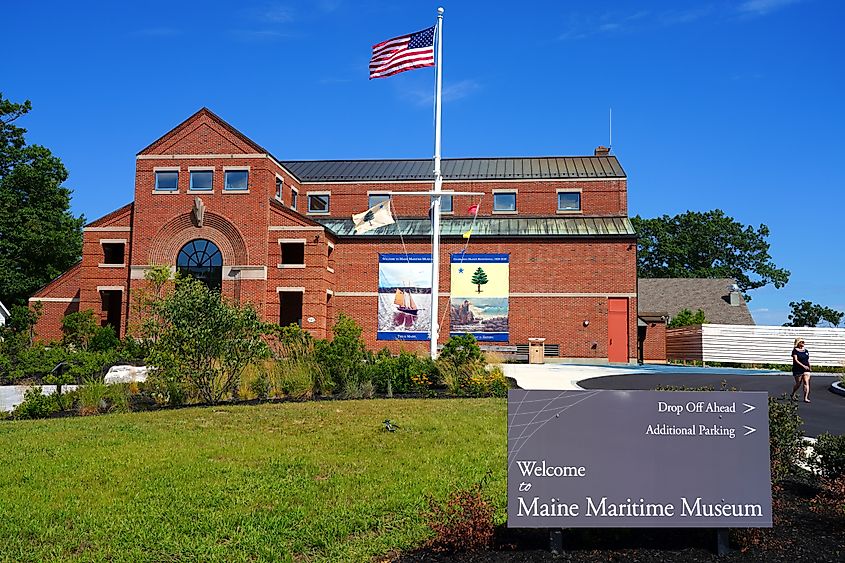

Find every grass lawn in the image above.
[0,399,506,562]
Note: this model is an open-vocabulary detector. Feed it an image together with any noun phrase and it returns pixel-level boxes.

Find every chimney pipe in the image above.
[594,146,610,156]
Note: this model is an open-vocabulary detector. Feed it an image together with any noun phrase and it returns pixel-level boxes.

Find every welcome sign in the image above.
[507,390,773,528]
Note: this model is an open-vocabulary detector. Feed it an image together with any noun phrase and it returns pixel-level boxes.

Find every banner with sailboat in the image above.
[450,253,509,342]
[378,254,432,340]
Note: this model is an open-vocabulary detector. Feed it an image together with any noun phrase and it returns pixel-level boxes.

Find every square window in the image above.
[493,192,516,212]
[291,189,298,210]
[308,194,330,213]
[440,194,453,213]
[102,243,125,265]
[368,194,390,208]
[155,171,178,191]
[281,242,305,265]
[224,170,249,191]
[190,170,213,191]
[558,192,581,211]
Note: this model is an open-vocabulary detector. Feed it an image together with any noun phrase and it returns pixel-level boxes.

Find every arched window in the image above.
[177,239,223,291]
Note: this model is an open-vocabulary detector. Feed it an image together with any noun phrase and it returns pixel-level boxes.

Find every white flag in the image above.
[352,200,395,234]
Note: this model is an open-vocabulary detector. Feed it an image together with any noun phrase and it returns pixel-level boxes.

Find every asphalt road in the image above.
[579,372,844,438]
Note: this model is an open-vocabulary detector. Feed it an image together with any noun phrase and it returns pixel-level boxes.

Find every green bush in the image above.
[314,314,366,394]
[12,387,59,420]
[90,325,120,352]
[668,308,706,329]
[61,310,100,350]
[811,433,845,479]
[76,379,109,415]
[367,350,438,395]
[768,396,804,483]
[439,334,483,368]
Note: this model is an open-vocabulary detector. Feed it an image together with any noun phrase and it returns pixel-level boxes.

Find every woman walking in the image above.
[791,338,812,403]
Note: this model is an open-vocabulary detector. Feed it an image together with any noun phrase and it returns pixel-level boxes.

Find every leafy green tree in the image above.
[146,276,269,404]
[667,308,707,329]
[61,310,100,350]
[0,94,85,306]
[783,300,843,328]
[471,267,488,293]
[632,210,789,300]
[315,313,367,393]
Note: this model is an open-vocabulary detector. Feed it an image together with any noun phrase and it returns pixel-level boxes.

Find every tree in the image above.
[668,308,706,329]
[632,210,789,300]
[0,93,85,306]
[146,277,270,404]
[471,267,488,293]
[783,300,843,328]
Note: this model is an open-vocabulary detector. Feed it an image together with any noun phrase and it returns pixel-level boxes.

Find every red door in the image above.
[608,298,628,363]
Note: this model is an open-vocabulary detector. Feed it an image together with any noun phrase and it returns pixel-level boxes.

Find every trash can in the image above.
[528,338,546,364]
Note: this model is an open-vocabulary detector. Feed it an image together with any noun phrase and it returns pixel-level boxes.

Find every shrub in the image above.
[90,325,120,352]
[76,379,109,415]
[61,310,100,350]
[439,334,483,368]
[314,314,366,394]
[248,365,272,400]
[768,396,804,483]
[810,433,845,479]
[425,478,495,553]
[367,350,438,395]
[667,308,706,329]
[146,277,270,404]
[810,477,845,521]
[12,387,59,420]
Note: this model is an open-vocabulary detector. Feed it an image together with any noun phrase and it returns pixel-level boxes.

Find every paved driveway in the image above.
[579,372,844,438]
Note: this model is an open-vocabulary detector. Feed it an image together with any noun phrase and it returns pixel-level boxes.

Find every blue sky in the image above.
[4,0,843,325]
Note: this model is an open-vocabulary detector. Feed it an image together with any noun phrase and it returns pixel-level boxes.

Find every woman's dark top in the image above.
[792,348,810,376]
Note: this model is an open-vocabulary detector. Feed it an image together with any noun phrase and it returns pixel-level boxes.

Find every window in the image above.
[440,194,453,213]
[291,188,298,210]
[177,239,223,291]
[224,170,249,191]
[368,194,390,209]
[102,243,125,265]
[190,170,213,191]
[493,191,517,212]
[275,177,283,202]
[557,192,581,212]
[308,193,330,213]
[155,170,178,191]
[280,242,305,265]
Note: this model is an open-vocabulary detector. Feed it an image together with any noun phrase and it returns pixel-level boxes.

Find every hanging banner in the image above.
[377,254,432,341]
[450,253,509,342]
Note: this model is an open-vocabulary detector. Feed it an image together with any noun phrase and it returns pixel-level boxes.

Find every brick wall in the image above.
[642,321,667,363]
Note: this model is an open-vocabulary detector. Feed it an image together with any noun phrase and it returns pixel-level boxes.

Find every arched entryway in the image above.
[177,239,223,291]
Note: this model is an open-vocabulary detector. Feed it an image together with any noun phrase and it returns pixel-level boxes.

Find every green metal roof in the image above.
[315,216,635,238]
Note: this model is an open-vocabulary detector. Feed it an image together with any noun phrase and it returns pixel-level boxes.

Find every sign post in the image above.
[507,390,772,532]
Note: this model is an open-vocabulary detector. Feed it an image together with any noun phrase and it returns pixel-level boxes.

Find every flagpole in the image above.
[430,6,444,360]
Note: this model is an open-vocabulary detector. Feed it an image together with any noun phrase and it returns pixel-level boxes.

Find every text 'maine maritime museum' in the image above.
[30,109,638,362]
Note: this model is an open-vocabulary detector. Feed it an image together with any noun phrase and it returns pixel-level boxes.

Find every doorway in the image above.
[608,298,629,363]
[279,291,303,328]
[100,290,123,337]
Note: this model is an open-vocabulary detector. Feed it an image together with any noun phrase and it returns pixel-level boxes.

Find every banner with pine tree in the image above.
[449,253,509,342]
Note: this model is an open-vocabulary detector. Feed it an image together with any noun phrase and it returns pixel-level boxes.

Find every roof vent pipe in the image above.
[728,283,742,306]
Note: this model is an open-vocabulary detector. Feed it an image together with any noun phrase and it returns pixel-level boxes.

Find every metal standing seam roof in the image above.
[314,216,635,237]
[282,156,625,182]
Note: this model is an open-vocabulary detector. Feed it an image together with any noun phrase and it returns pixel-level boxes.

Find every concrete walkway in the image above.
[501,363,643,390]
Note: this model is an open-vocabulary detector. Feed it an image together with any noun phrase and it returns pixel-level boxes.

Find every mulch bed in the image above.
[393,477,844,563]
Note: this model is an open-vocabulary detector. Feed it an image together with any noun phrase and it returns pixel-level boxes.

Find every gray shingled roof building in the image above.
[638,278,755,325]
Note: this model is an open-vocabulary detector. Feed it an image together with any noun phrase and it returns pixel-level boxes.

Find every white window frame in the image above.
[307,191,331,215]
[492,189,518,214]
[439,193,454,214]
[188,167,214,193]
[275,175,284,204]
[556,188,583,214]
[98,239,127,268]
[277,238,307,268]
[223,166,250,193]
[367,191,391,209]
[153,167,180,193]
[290,187,299,210]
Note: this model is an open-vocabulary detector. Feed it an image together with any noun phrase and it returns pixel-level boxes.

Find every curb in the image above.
[830,380,845,397]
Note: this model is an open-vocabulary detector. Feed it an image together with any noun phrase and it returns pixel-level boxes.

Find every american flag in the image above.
[369,26,435,79]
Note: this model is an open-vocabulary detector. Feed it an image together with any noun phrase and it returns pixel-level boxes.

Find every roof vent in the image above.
[728,284,742,307]
[594,146,610,156]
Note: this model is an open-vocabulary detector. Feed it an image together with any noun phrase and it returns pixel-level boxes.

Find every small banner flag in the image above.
[462,228,473,239]
[370,26,435,79]
[467,204,479,216]
[352,200,395,234]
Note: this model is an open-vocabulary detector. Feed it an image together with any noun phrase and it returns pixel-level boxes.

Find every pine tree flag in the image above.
[352,200,395,234]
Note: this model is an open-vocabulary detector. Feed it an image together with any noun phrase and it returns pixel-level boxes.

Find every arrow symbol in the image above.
[742,403,756,414]
[743,426,756,436]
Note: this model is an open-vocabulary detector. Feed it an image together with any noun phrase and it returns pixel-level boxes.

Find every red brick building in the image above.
[30,109,638,362]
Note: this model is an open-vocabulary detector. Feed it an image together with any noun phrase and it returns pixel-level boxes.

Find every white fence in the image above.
[666,324,845,367]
